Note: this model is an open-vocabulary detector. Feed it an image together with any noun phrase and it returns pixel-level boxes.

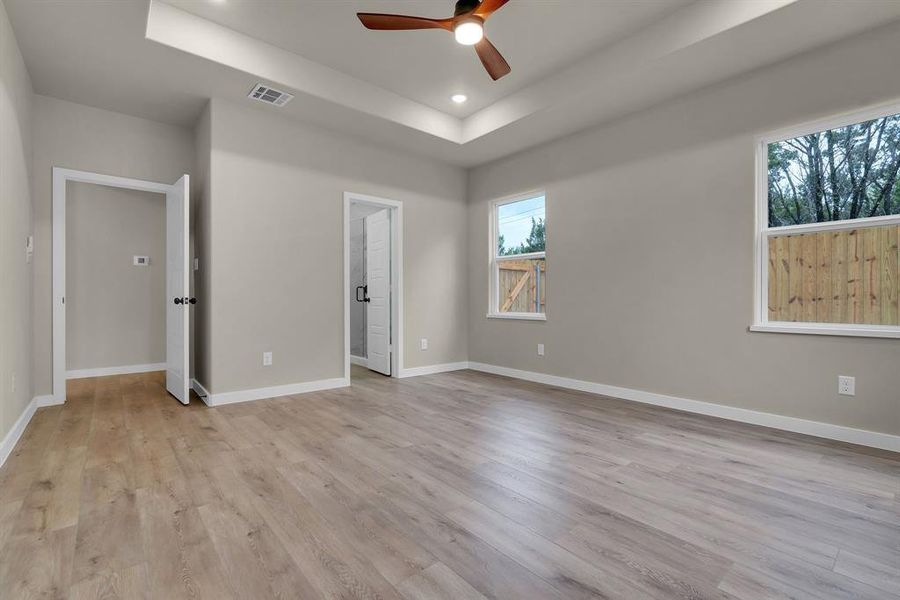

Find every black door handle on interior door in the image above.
[355,286,370,303]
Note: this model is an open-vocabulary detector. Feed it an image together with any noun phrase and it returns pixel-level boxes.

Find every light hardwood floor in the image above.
[0,366,898,599]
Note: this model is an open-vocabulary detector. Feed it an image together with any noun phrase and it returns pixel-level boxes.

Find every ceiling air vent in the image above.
[248,84,294,107]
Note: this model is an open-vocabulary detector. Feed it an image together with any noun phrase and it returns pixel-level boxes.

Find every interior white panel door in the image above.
[365,209,391,376]
[166,174,190,403]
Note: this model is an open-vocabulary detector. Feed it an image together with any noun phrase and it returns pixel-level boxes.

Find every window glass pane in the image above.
[497,257,546,314]
[497,195,545,256]
[767,113,900,227]
[766,225,899,325]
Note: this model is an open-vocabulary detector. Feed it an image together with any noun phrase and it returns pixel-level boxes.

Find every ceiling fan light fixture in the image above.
[454,19,483,45]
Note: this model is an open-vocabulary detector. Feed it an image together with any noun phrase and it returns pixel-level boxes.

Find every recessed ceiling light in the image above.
[451,94,468,104]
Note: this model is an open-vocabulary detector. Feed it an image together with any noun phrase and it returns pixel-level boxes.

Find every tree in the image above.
[499,217,545,255]
[768,114,900,226]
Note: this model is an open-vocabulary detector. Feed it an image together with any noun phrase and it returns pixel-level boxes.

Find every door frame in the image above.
[51,167,178,403]
[343,192,403,380]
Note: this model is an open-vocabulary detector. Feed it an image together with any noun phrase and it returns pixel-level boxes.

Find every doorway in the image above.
[52,168,191,404]
[343,192,403,381]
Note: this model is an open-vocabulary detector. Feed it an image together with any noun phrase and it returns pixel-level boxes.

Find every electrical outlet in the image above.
[838,375,855,396]
[420,338,428,351]
[263,351,273,367]
[537,343,545,356]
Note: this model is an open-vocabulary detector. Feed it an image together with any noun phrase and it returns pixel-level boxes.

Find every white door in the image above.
[166,174,190,403]
[365,209,391,376]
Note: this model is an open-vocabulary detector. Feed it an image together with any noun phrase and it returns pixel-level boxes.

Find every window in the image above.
[489,192,546,320]
[753,105,900,338]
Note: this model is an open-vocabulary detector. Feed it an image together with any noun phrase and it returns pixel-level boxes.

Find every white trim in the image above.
[489,190,547,319]
[750,323,900,339]
[467,362,900,453]
[202,377,349,407]
[0,395,64,468]
[763,213,900,235]
[486,312,547,321]
[66,362,167,379]
[52,167,181,404]
[496,251,546,262]
[349,355,368,368]
[761,99,900,146]
[343,192,403,380]
[398,362,470,378]
[192,379,212,406]
[753,101,900,339]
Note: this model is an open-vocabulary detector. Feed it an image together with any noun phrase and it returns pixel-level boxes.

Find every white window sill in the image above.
[749,323,900,339]
[487,312,547,321]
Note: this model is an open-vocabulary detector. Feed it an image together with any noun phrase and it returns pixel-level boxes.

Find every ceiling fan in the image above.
[357,0,511,81]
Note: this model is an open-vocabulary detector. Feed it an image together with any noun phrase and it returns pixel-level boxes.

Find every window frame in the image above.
[752,101,900,339]
[488,190,548,321]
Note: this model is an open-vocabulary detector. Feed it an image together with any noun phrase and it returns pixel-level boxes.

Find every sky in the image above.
[498,195,545,250]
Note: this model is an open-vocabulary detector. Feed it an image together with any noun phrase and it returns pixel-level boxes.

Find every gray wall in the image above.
[203,99,467,394]
[0,0,33,442]
[31,95,193,396]
[65,182,165,371]
[468,22,900,436]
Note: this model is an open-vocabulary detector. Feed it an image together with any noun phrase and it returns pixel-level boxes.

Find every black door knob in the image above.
[189,297,197,305]
[174,297,184,305]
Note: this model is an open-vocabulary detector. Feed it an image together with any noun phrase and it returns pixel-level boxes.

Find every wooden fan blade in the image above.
[474,37,511,80]
[357,13,453,31]
[474,0,510,19]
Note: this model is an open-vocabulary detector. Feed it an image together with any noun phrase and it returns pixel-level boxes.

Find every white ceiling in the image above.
[7,0,900,167]
[163,0,692,117]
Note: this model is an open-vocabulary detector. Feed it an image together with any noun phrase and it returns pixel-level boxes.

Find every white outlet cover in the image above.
[420,338,428,350]
[133,255,150,266]
[263,351,273,366]
[838,375,855,396]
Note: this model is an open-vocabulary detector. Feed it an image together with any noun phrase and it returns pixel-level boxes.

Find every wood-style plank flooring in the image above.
[1,366,898,599]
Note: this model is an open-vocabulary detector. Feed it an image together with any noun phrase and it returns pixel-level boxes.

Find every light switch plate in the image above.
[133,255,150,266]
[537,343,545,356]
[263,351,273,367]
[420,338,428,350]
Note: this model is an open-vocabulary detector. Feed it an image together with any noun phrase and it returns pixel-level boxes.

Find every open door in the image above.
[365,209,391,375]
[166,174,190,403]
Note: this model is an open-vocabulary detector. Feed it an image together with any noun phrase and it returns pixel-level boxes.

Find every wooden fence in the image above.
[767,224,899,324]
[498,259,546,313]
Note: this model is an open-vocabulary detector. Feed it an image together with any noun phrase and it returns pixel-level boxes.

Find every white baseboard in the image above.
[200,377,350,407]
[398,361,470,378]
[66,362,166,379]
[468,362,900,453]
[0,395,65,469]
[349,355,368,368]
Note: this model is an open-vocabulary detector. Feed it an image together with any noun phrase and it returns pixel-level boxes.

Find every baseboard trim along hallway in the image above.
[66,362,167,379]
[398,362,470,378]
[195,377,350,407]
[0,395,63,468]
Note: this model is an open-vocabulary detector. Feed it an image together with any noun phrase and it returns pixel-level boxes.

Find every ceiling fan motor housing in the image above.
[454,0,482,17]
